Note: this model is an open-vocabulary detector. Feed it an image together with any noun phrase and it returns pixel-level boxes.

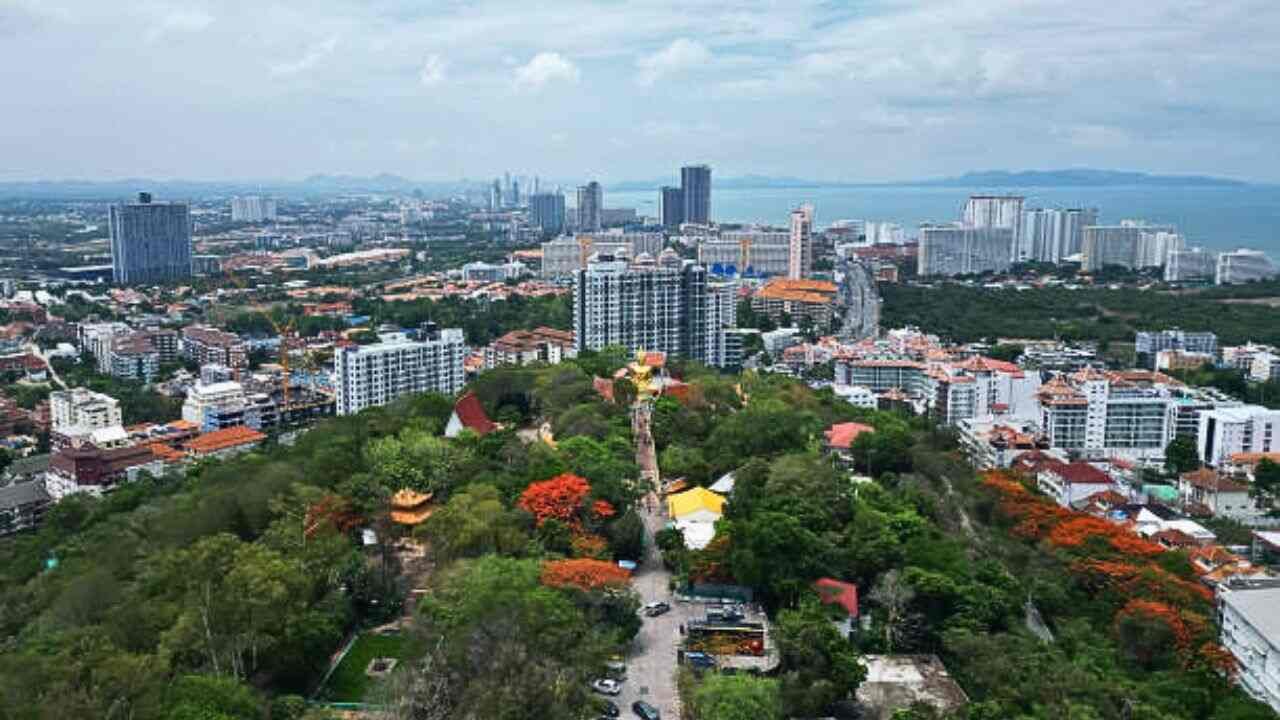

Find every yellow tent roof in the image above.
[666,487,726,519]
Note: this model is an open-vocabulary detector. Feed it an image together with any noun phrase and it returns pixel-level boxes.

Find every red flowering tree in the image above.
[518,473,592,528]
[541,558,631,591]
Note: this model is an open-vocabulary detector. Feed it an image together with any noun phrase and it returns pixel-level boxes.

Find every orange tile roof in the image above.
[146,443,186,462]
[184,426,266,454]
[824,422,875,449]
[755,278,838,305]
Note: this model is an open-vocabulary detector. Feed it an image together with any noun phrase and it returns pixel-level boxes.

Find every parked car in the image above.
[605,660,628,681]
[683,651,716,669]
[597,699,620,718]
[632,700,661,720]
[642,601,671,617]
[591,679,622,696]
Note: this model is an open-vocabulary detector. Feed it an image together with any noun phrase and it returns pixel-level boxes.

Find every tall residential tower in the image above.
[109,192,192,285]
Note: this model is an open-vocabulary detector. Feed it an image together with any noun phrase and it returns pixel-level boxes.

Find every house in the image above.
[1224,452,1280,482]
[823,422,876,465]
[813,578,859,639]
[666,487,726,550]
[1036,462,1115,507]
[444,392,497,438]
[1178,468,1262,522]
[0,481,51,536]
[1217,583,1280,714]
[1135,518,1216,546]
[182,426,266,460]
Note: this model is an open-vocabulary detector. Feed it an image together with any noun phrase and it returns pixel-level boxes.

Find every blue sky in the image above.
[3,0,1279,182]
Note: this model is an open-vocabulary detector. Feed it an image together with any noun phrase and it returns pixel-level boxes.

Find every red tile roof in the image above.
[1044,461,1113,485]
[1181,467,1250,494]
[813,578,859,617]
[824,422,875,450]
[184,426,266,454]
[452,392,497,435]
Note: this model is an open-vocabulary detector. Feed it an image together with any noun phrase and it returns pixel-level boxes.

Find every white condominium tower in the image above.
[963,195,1024,260]
[918,224,1014,276]
[788,203,814,279]
[573,254,729,365]
[1216,249,1278,285]
[1021,207,1098,263]
[335,325,465,415]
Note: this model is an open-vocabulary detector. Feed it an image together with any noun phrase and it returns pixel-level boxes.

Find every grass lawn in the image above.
[320,632,409,703]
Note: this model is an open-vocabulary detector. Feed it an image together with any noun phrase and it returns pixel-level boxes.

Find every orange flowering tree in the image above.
[541,558,631,591]
[518,473,593,528]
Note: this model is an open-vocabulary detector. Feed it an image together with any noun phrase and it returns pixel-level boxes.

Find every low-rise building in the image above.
[182,426,266,460]
[1036,461,1116,507]
[0,481,51,536]
[182,326,249,369]
[1178,468,1264,522]
[484,327,577,369]
[1217,582,1280,714]
[751,278,838,328]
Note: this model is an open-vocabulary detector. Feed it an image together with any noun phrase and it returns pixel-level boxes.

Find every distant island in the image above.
[0,168,1252,199]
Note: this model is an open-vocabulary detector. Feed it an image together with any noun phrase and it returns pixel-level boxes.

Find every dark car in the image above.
[598,699,620,718]
[632,700,661,720]
[683,651,716,669]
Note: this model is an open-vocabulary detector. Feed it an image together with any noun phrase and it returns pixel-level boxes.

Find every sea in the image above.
[605,184,1280,258]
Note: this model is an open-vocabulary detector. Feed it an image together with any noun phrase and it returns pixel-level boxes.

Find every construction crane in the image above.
[266,315,297,409]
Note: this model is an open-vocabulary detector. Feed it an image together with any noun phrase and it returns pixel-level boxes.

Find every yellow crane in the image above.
[266,315,296,409]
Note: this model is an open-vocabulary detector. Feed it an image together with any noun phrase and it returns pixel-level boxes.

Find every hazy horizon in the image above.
[5,1,1280,183]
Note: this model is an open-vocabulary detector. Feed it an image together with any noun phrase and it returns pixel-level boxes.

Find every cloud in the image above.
[145,9,214,43]
[636,38,710,86]
[513,52,579,91]
[270,36,338,77]
[419,54,446,86]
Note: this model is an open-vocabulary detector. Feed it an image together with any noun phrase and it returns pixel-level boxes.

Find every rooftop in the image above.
[1220,586,1280,642]
[184,425,266,454]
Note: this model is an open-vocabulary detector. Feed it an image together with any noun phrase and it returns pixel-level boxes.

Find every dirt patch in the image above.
[1217,297,1280,307]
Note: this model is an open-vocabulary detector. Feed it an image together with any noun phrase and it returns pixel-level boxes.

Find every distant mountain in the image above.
[911,169,1249,187]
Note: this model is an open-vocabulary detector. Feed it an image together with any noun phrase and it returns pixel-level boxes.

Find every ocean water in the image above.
[605,184,1280,257]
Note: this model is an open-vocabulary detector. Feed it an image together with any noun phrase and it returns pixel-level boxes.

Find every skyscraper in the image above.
[659,186,684,228]
[512,179,521,206]
[1021,207,1098,263]
[918,224,1014,276]
[788,203,814,279]
[573,255,724,364]
[335,325,465,416]
[963,195,1025,260]
[230,196,277,223]
[1080,223,1175,271]
[1216,249,1279,285]
[529,192,566,235]
[490,179,502,211]
[109,192,192,285]
[577,181,603,232]
[680,165,711,225]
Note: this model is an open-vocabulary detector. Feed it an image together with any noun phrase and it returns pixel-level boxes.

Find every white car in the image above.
[591,679,622,696]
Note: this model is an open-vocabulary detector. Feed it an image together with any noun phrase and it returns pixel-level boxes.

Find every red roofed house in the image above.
[824,422,876,465]
[813,578,859,639]
[1177,468,1262,522]
[1036,461,1115,507]
[182,426,266,460]
[445,392,498,438]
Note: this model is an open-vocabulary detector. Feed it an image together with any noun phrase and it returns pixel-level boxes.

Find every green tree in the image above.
[165,674,262,720]
[690,673,783,720]
[420,484,530,561]
[1164,436,1201,476]
[774,599,866,717]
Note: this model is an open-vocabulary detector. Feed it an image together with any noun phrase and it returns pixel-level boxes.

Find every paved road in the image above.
[614,502,680,720]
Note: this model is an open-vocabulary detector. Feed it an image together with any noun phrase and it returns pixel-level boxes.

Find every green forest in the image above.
[881,281,1280,346]
[0,354,1273,719]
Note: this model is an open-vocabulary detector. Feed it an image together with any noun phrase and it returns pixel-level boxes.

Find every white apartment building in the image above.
[230,196,278,223]
[1037,368,1177,462]
[1198,405,1280,467]
[1165,247,1218,282]
[78,321,132,372]
[788,204,814,279]
[918,224,1014,276]
[963,195,1025,260]
[182,380,249,429]
[572,255,721,365]
[1217,584,1280,714]
[335,326,465,416]
[1020,207,1098,263]
[1217,249,1278,285]
[50,388,122,435]
[540,233,663,279]
[1080,223,1176,271]
[705,281,738,369]
[701,231,791,277]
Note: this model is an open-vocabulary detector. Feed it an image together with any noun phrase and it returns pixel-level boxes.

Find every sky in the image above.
[3,0,1280,183]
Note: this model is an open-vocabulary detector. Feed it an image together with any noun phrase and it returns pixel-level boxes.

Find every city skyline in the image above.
[4,1,1280,182]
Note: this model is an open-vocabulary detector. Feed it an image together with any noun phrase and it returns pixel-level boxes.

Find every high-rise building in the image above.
[918,224,1014,276]
[788,204,814,280]
[700,231,790,277]
[335,325,465,416]
[108,192,192,285]
[539,233,664,278]
[529,192,566,235]
[1021,207,1098,263]
[512,179,521,206]
[705,281,738,368]
[1136,230,1185,269]
[1165,247,1219,283]
[660,186,684,228]
[1080,223,1175,271]
[490,179,503,211]
[1216,249,1278,285]
[963,195,1024,260]
[577,181,603,232]
[680,165,712,225]
[230,196,277,223]
[573,255,728,365]
[1197,405,1280,466]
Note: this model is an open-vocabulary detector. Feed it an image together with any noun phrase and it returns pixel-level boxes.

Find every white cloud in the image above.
[419,53,446,86]
[513,52,579,91]
[145,9,214,43]
[636,38,710,86]
[270,35,338,77]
